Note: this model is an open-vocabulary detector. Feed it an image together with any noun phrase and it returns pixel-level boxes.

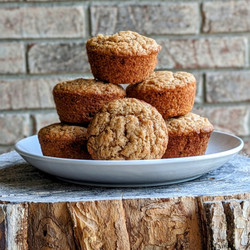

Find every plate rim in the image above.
[15,130,244,165]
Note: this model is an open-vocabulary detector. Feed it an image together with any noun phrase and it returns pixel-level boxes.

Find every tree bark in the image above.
[200,198,250,249]
[0,195,249,249]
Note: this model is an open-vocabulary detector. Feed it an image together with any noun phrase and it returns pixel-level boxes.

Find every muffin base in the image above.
[54,92,125,125]
[87,51,158,84]
[127,83,196,119]
[162,132,212,158]
[39,137,91,159]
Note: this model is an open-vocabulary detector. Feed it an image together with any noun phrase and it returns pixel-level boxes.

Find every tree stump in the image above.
[0,151,249,249]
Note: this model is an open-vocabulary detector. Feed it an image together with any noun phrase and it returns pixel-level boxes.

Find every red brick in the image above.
[0,43,25,73]
[0,78,61,110]
[193,73,203,104]
[0,114,30,145]
[33,112,60,134]
[194,106,249,136]
[28,43,90,74]
[157,37,247,69]
[91,3,199,36]
[206,71,250,103]
[203,1,250,33]
[0,7,85,38]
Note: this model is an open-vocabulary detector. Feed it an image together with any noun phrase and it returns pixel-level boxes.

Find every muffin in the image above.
[162,113,214,158]
[38,123,91,159]
[126,71,196,119]
[86,31,161,84]
[87,98,168,160]
[53,78,126,125]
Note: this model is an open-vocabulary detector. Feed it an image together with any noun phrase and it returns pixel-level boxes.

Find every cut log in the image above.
[0,151,249,249]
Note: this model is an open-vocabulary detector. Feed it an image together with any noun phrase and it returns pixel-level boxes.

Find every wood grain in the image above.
[28,203,77,249]
[122,197,202,250]
[0,196,248,249]
[68,200,130,250]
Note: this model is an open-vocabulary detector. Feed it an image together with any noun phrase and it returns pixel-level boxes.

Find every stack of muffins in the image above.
[38,31,214,161]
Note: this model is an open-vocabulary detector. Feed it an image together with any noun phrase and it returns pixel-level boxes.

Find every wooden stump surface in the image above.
[0,151,249,249]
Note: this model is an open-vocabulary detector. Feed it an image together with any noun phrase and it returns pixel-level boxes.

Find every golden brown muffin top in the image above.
[166,113,214,135]
[127,71,196,92]
[38,123,88,140]
[53,78,126,95]
[87,98,168,160]
[86,31,161,56]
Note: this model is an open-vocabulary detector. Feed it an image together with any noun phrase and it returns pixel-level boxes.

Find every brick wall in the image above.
[0,0,249,155]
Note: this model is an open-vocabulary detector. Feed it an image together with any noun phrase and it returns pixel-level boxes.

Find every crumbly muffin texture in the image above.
[126,71,196,119]
[38,123,91,159]
[86,31,161,84]
[87,98,168,160]
[39,27,214,161]
[131,71,196,91]
[166,113,214,135]
[53,78,126,124]
[53,78,125,95]
[38,123,88,140]
[162,113,214,158]
[86,31,161,56]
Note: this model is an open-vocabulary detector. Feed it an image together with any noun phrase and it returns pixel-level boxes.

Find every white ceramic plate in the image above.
[15,131,244,187]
